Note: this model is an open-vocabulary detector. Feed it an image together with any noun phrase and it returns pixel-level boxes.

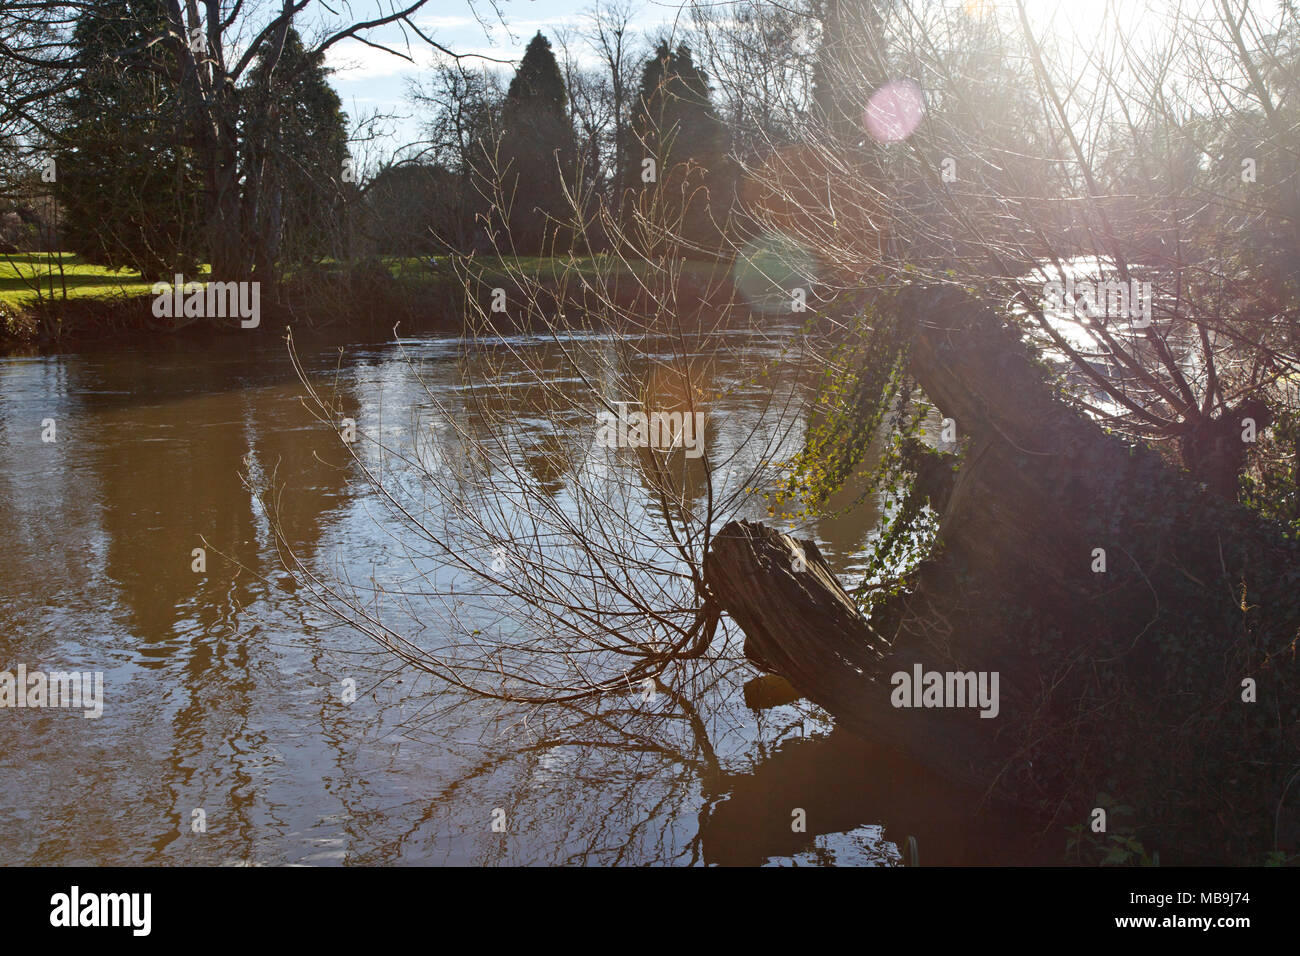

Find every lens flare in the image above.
[731,234,818,316]
[863,80,925,143]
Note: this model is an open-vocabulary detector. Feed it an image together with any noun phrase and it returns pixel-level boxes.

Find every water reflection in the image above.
[0,329,1049,865]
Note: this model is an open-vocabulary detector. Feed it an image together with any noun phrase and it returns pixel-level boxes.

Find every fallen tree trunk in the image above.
[705,285,1300,863]
[704,520,1012,794]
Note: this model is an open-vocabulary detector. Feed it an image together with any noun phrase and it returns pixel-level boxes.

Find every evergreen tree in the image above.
[624,41,730,253]
[57,0,201,280]
[498,32,576,254]
[507,32,568,115]
[810,0,888,147]
[241,27,350,279]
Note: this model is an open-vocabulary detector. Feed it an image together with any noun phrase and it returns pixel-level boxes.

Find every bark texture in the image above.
[703,286,1300,859]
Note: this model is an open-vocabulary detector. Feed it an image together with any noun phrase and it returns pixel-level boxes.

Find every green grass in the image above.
[1,251,733,310]
[0,253,192,308]
[383,253,729,280]
[0,252,534,309]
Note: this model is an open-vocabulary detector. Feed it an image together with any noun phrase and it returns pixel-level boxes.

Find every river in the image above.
[0,326,1052,865]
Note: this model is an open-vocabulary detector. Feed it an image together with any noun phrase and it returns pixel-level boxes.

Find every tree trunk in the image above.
[703,285,1300,855]
[704,520,1013,794]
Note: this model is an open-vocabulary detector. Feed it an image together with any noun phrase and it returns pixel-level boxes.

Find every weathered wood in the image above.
[704,519,1016,795]
[705,285,1300,853]
[703,287,1090,798]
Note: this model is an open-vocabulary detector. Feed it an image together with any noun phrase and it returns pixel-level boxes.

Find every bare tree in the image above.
[258,0,1300,862]
[266,230,822,702]
[0,0,514,282]
[582,1,644,212]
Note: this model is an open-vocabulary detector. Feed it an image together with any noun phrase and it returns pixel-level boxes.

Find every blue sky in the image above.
[315,0,1187,165]
[320,1,687,162]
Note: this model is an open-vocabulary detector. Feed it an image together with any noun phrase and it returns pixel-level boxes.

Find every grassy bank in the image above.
[1,252,743,346]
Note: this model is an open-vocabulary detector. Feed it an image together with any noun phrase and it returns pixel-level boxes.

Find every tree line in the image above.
[0,1,856,275]
[362,18,737,259]
[1,0,457,285]
[1,0,1298,522]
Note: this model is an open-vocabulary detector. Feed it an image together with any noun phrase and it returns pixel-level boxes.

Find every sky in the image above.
[320,1,687,164]
[316,0,1221,166]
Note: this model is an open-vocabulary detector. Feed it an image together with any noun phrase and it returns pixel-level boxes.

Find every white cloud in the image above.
[325,40,439,81]
[414,15,486,30]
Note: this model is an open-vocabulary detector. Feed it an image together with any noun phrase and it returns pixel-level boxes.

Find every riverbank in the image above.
[0,253,750,349]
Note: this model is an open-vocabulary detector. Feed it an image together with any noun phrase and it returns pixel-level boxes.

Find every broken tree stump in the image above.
[704,519,1017,796]
[704,284,1300,861]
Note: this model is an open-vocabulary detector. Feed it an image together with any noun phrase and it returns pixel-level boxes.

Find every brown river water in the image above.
[0,327,1053,865]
